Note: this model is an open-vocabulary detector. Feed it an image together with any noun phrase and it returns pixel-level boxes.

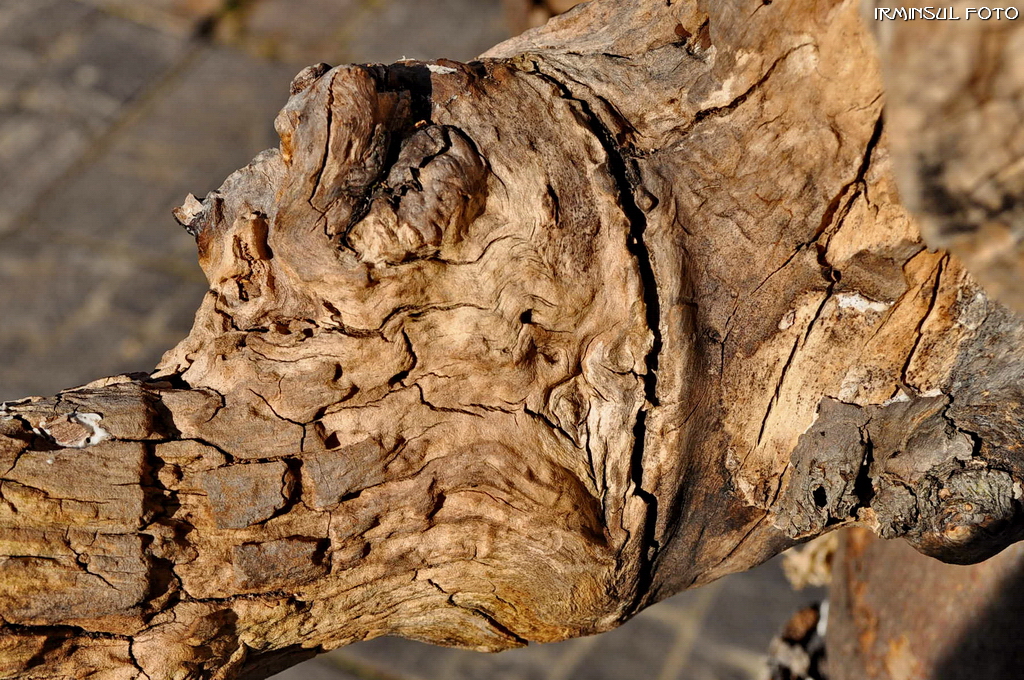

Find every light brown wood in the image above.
[1,1,1022,678]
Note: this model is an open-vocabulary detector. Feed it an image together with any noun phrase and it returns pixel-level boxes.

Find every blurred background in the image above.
[0,1,823,677]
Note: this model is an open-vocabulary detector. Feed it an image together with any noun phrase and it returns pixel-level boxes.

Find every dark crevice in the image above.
[522,404,585,453]
[940,396,984,459]
[182,435,235,465]
[0,412,51,454]
[626,409,661,614]
[470,608,529,647]
[372,62,434,126]
[338,490,362,503]
[20,631,69,672]
[127,639,154,680]
[0,622,130,640]
[145,372,192,392]
[424,490,446,522]
[146,391,184,441]
[309,71,339,211]
[388,330,417,387]
[900,256,947,386]
[852,425,876,512]
[852,114,885,200]
[521,61,660,401]
[190,590,295,605]
[329,64,438,250]
[520,59,663,612]
[413,384,485,417]
[755,332,802,450]
[545,185,561,224]
[138,442,186,618]
[322,301,385,339]
[808,113,883,285]
[812,486,828,508]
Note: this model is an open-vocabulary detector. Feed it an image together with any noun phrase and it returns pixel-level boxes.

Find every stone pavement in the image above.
[0,1,823,677]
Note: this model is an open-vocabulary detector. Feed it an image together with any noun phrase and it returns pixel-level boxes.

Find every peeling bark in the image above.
[2,0,1023,678]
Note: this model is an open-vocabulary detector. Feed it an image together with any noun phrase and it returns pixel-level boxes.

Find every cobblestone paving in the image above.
[0,2,822,678]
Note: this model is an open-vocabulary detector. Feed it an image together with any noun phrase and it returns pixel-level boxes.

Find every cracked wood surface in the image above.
[2,0,1023,678]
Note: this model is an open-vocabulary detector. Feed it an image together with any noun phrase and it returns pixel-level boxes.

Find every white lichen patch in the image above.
[37,412,111,449]
[788,38,820,75]
[881,390,912,407]
[834,381,859,403]
[835,292,892,314]
[699,75,737,110]
[427,64,457,75]
[801,406,820,435]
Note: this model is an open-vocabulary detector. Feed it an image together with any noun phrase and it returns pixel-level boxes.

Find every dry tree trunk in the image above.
[828,528,1024,680]
[1,1,1022,678]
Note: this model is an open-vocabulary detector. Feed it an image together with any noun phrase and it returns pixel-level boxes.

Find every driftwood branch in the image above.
[2,1,1022,678]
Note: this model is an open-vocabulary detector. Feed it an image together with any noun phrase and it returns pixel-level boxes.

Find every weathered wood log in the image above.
[2,1,1023,678]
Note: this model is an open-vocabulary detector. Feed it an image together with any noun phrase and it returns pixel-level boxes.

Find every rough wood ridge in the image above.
[2,0,1022,678]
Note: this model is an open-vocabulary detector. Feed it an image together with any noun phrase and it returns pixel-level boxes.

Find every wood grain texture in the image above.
[1,0,1023,677]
